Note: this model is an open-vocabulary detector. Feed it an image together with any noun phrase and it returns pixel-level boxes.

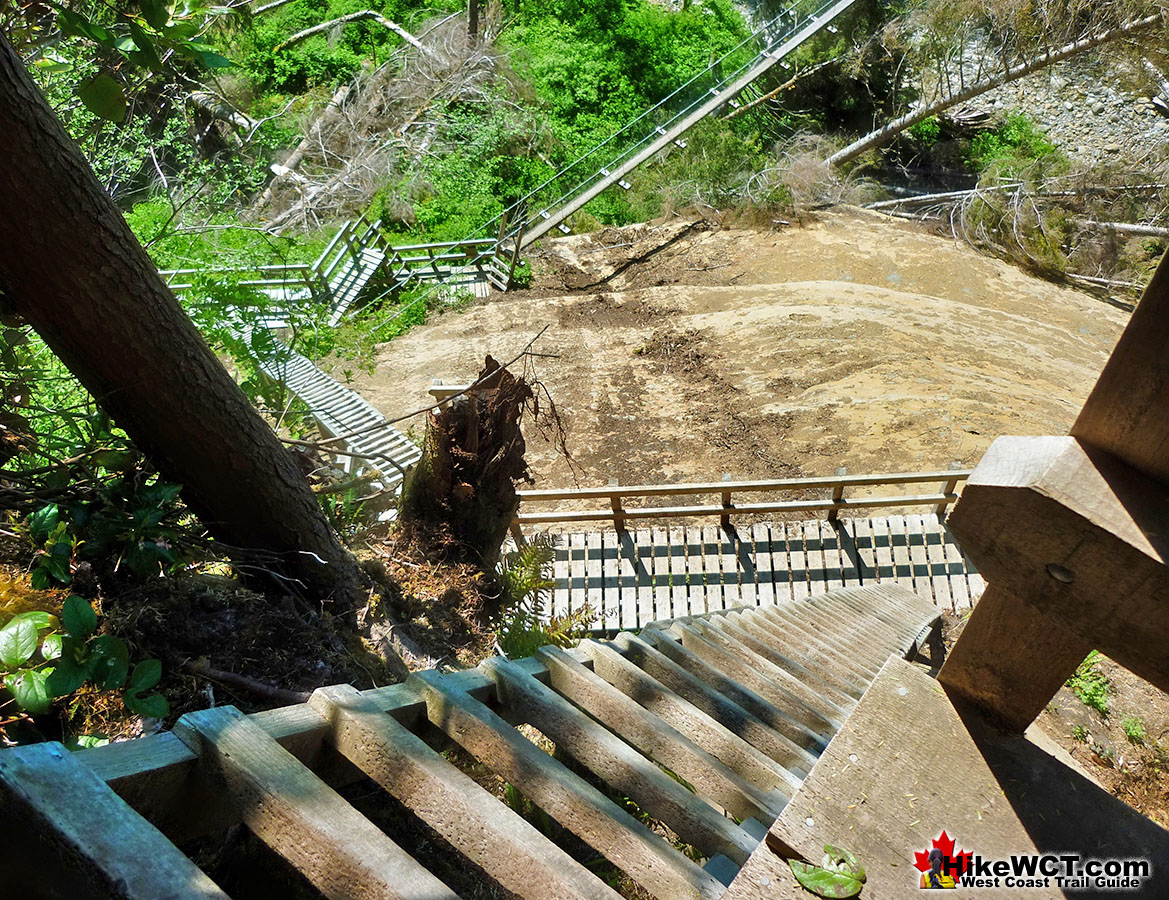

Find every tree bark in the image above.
[826,13,1163,169]
[0,33,363,604]
[468,0,479,45]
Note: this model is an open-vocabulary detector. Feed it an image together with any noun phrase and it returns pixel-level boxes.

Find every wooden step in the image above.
[723,657,1169,899]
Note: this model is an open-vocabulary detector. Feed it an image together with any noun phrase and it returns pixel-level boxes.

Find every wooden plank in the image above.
[718,613,863,708]
[651,526,673,622]
[921,513,954,612]
[816,520,844,589]
[766,522,793,603]
[537,646,782,821]
[635,527,655,629]
[702,524,728,612]
[569,531,587,623]
[732,609,870,698]
[870,516,895,581]
[752,523,776,606]
[799,520,827,596]
[410,670,726,900]
[941,521,972,609]
[669,525,689,619]
[681,620,844,734]
[735,526,759,607]
[724,656,1169,900]
[580,640,790,793]
[612,633,804,790]
[750,599,887,676]
[614,529,640,632]
[172,705,457,900]
[836,519,863,587]
[486,656,757,864]
[1072,250,1169,482]
[685,525,708,616]
[0,742,230,900]
[586,532,605,631]
[885,513,913,590]
[553,534,571,622]
[308,685,622,900]
[720,525,742,606]
[938,585,1096,733]
[945,435,1169,700]
[644,628,823,764]
[903,513,934,603]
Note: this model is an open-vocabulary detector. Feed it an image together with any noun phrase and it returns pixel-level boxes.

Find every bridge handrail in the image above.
[514,469,971,531]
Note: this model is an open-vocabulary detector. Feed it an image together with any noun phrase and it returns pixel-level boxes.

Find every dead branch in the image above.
[183,660,311,705]
[723,59,835,121]
[275,11,429,54]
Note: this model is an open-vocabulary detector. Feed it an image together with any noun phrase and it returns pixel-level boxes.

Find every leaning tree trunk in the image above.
[398,356,532,570]
[0,34,363,605]
[826,13,1163,169]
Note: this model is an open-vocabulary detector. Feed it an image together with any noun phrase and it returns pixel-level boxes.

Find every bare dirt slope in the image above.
[351,207,1128,489]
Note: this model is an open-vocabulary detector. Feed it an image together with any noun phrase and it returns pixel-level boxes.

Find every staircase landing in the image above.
[545,514,984,632]
[723,657,1169,898]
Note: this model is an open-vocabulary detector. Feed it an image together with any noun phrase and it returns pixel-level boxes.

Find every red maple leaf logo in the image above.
[914,831,972,880]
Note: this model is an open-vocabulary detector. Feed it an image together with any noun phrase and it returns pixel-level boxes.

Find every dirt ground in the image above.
[351,207,1128,490]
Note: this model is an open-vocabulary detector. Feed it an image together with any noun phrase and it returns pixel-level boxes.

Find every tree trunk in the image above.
[0,34,363,605]
[826,13,1162,169]
[468,0,479,45]
[398,357,531,571]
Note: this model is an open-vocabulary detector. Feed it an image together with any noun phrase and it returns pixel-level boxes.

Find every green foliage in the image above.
[0,597,168,718]
[1067,650,1111,716]
[1122,715,1146,745]
[496,537,594,659]
[1072,723,1089,742]
[787,845,867,899]
[967,112,1066,177]
[907,115,941,145]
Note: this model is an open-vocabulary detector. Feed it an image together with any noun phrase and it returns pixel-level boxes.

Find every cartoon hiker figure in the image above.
[920,848,957,889]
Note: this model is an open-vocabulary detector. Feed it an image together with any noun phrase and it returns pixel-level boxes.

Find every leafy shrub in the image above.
[907,115,941,145]
[1122,715,1146,745]
[967,112,1065,176]
[0,596,168,718]
[1067,650,1110,716]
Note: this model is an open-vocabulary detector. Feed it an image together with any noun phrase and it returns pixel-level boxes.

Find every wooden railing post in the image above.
[827,467,846,522]
[939,249,1169,733]
[720,473,733,529]
[610,478,626,533]
[935,461,962,520]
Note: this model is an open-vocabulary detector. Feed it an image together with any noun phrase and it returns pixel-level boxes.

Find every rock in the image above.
[1103,143,1121,153]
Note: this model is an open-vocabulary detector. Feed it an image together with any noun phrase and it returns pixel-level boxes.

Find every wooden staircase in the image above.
[0,585,941,899]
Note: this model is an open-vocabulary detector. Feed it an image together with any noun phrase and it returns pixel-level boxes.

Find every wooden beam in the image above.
[943,435,1169,692]
[536,645,784,821]
[483,656,759,864]
[1073,250,1169,483]
[172,706,458,900]
[307,685,622,900]
[0,742,230,900]
[409,669,726,900]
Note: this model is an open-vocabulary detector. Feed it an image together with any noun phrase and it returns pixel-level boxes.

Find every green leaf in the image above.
[125,690,168,719]
[9,610,56,632]
[127,20,162,70]
[7,670,53,715]
[822,845,866,883]
[140,0,170,29]
[185,43,233,69]
[89,636,130,690]
[33,58,72,73]
[0,617,39,668]
[129,658,162,692]
[57,9,113,45]
[62,595,98,639]
[788,861,864,899]
[41,633,63,662]
[90,449,135,471]
[27,504,59,541]
[66,733,110,751]
[46,652,89,697]
[78,74,127,123]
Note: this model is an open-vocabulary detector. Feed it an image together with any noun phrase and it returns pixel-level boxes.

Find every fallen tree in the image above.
[275,11,428,54]
[827,11,1165,169]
